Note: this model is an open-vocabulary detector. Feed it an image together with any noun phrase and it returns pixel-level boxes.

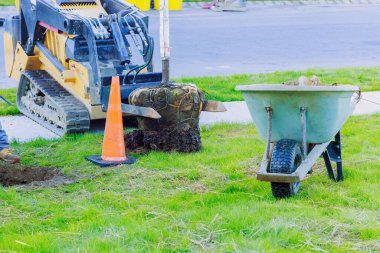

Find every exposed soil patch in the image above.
[126,84,205,154]
[125,127,202,153]
[0,161,73,187]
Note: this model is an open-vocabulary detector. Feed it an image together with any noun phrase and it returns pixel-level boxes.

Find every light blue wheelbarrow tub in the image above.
[236,84,360,144]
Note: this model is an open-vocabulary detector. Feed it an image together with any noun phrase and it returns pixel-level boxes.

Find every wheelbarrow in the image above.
[235,84,360,198]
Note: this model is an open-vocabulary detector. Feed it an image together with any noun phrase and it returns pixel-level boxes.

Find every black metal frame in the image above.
[100,72,162,110]
[322,131,343,182]
[257,107,345,183]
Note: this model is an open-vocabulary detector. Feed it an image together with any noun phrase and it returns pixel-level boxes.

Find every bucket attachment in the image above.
[121,103,161,119]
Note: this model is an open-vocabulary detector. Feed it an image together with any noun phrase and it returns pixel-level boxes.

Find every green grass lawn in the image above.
[0,88,18,116]
[2,67,380,116]
[0,0,14,6]
[1,115,379,252]
[179,67,380,101]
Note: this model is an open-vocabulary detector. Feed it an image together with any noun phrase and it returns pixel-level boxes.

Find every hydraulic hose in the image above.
[123,36,154,84]
[0,96,15,106]
[132,36,154,83]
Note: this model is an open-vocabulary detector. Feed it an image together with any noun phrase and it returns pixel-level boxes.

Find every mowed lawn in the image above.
[0,88,18,116]
[1,67,380,116]
[180,67,380,102]
[0,0,13,6]
[0,115,379,252]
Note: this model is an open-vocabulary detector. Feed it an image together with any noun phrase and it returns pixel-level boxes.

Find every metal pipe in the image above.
[301,107,307,158]
[36,42,65,73]
[160,0,170,85]
[265,107,272,160]
[162,59,170,85]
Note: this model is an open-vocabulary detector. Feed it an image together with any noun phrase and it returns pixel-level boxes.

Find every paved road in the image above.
[149,5,380,77]
[1,4,380,87]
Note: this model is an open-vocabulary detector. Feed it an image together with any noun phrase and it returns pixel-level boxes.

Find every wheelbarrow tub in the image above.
[236,84,359,143]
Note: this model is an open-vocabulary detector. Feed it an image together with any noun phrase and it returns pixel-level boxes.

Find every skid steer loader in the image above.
[4,0,224,136]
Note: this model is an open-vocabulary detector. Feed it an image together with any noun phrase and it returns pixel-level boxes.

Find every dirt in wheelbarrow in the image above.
[0,161,74,187]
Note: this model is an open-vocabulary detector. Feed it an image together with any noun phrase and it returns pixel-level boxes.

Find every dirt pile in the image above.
[0,161,65,186]
[283,75,322,86]
[126,84,204,153]
[282,75,340,86]
[125,127,201,153]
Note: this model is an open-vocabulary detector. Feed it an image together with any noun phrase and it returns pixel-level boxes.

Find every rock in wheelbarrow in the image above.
[125,84,206,153]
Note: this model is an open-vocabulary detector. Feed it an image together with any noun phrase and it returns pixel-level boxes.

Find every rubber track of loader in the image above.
[17,70,90,136]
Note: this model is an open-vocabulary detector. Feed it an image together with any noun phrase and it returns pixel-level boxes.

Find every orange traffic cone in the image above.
[86,76,137,167]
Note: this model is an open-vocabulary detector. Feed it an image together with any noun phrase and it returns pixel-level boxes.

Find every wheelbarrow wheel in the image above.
[270,139,302,199]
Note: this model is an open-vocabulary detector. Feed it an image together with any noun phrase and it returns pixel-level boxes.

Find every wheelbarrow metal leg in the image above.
[323,131,344,182]
[300,107,308,158]
[264,107,272,160]
[334,132,343,181]
[322,150,336,181]
[258,107,273,175]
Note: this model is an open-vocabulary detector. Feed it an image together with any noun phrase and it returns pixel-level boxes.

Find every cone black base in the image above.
[86,155,137,167]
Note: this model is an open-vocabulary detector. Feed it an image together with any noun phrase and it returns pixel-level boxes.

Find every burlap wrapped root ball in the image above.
[125,84,205,153]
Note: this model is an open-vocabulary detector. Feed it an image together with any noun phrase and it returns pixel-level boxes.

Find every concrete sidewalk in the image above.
[2,116,59,142]
[1,91,379,143]
[200,91,380,124]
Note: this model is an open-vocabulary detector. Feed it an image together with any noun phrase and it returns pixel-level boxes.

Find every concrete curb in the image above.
[0,6,16,12]
[184,0,380,7]
[0,6,16,18]
[1,0,380,14]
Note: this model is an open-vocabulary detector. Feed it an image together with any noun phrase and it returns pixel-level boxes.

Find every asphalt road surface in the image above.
[1,4,380,88]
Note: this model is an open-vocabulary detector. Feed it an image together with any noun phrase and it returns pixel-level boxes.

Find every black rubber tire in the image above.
[269,139,302,199]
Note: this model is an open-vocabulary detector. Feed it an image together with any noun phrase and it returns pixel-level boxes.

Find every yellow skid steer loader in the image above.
[3,0,186,135]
